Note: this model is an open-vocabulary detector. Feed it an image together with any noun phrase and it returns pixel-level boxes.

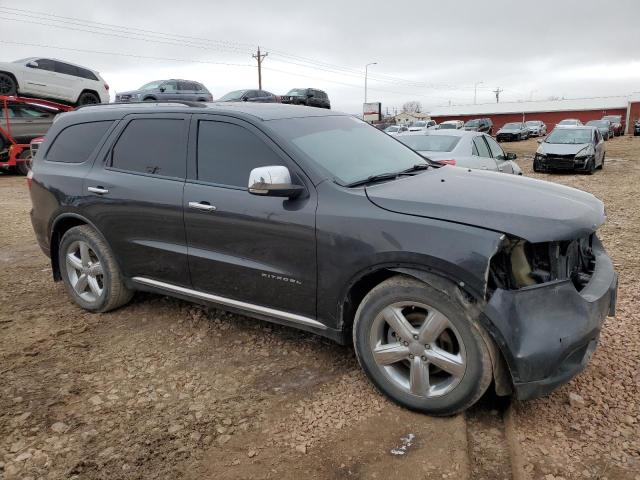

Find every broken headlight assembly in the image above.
[487,235,596,298]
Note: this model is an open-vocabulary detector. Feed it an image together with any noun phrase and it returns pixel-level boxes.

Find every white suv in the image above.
[0,58,109,105]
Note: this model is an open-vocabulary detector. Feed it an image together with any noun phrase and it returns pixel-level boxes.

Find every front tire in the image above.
[353,276,493,416]
[0,72,17,95]
[15,150,31,176]
[59,225,133,312]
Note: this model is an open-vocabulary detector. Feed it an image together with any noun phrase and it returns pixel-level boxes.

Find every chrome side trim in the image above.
[132,276,326,330]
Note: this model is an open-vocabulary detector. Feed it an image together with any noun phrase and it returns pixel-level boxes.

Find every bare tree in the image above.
[402,101,422,113]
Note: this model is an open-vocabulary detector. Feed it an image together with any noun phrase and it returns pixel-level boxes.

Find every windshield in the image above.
[558,119,577,125]
[602,116,620,122]
[139,81,164,91]
[586,120,608,127]
[503,123,522,130]
[545,129,592,144]
[411,121,427,128]
[218,90,248,101]
[384,126,400,132]
[398,135,460,152]
[438,123,457,130]
[286,88,307,96]
[13,58,35,64]
[526,121,541,126]
[269,116,427,185]
[465,120,480,127]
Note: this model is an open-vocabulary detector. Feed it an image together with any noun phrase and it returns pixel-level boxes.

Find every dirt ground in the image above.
[1,135,639,480]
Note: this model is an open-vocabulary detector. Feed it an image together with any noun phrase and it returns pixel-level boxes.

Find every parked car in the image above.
[0,57,109,105]
[437,120,464,130]
[0,101,58,147]
[407,120,437,132]
[601,115,623,136]
[525,120,547,137]
[634,119,640,136]
[397,130,521,174]
[496,122,529,141]
[281,88,330,109]
[115,80,213,103]
[384,125,409,135]
[557,119,583,127]
[217,89,278,103]
[29,103,617,415]
[463,118,493,134]
[534,126,605,174]
[586,120,614,140]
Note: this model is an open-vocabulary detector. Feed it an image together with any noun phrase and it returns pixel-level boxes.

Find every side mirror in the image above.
[27,61,38,68]
[506,152,517,160]
[159,87,166,92]
[307,93,313,98]
[248,166,304,198]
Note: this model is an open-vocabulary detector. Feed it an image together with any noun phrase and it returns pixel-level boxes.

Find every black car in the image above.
[29,102,617,415]
[217,89,278,103]
[496,122,529,141]
[463,118,493,134]
[281,88,330,109]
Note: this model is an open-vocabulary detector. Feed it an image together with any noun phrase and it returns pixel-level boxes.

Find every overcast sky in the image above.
[1,0,639,114]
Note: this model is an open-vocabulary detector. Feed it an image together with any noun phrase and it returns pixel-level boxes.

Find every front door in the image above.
[183,115,317,318]
[484,135,515,174]
[82,113,191,286]
[471,136,500,171]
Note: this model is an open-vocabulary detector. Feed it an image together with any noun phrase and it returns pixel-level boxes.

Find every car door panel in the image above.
[184,115,317,317]
[484,135,514,174]
[471,136,500,171]
[81,114,191,286]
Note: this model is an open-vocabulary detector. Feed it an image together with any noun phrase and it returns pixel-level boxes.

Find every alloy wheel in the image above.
[0,75,15,95]
[65,240,104,303]
[369,301,467,398]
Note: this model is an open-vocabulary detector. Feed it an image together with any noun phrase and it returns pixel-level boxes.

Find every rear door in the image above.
[183,114,317,317]
[53,61,83,102]
[471,136,500,171]
[82,114,191,286]
[177,81,196,101]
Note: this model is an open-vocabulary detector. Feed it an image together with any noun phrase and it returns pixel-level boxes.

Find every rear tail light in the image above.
[437,159,456,166]
[26,169,33,189]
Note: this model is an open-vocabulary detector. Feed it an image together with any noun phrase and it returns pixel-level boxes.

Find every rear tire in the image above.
[0,72,17,96]
[59,225,133,313]
[15,150,31,176]
[353,275,493,416]
[76,91,100,106]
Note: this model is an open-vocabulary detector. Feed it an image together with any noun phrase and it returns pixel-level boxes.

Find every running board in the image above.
[132,277,326,330]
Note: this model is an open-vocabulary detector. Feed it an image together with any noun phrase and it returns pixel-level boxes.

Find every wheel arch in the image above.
[76,89,102,104]
[340,265,513,396]
[142,95,157,101]
[0,70,19,90]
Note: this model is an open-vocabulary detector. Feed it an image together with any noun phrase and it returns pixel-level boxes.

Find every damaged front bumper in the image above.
[484,236,617,400]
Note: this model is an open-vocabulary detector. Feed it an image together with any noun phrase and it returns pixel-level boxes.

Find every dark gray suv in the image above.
[114,80,213,102]
[29,102,617,415]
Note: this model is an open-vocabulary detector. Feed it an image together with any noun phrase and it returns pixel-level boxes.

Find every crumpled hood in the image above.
[541,142,590,155]
[365,167,605,243]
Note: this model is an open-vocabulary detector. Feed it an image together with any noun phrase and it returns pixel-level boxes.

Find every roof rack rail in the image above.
[75,100,206,110]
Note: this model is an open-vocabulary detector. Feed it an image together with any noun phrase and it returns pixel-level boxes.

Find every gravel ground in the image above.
[1,135,639,480]
[503,135,640,480]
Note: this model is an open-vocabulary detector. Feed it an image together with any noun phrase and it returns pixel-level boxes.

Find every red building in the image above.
[430,95,640,134]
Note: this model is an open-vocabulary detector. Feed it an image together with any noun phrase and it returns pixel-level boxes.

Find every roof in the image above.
[73,101,347,121]
[430,96,632,117]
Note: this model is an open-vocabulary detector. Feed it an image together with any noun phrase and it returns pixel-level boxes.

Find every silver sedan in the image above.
[396,130,522,175]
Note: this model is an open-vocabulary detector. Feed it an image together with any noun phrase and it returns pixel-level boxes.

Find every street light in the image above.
[364,62,377,107]
[474,81,483,105]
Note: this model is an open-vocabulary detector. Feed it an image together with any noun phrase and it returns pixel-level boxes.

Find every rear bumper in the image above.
[485,236,617,400]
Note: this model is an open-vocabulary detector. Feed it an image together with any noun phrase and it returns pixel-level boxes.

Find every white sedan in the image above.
[0,57,109,105]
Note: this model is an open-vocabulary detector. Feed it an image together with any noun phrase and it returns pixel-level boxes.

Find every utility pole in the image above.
[474,81,483,104]
[252,46,268,89]
[493,87,503,103]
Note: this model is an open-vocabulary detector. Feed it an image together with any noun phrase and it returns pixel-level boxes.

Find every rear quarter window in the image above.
[46,121,114,163]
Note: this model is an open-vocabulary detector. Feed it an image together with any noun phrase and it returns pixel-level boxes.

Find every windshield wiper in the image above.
[402,162,432,173]
[344,172,404,188]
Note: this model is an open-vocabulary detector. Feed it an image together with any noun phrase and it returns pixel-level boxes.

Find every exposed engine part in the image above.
[510,241,537,288]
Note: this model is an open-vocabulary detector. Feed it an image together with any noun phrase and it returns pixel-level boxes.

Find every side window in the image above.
[197,121,284,188]
[177,81,192,91]
[77,67,98,81]
[162,81,177,92]
[46,121,113,163]
[54,61,79,77]
[111,119,185,178]
[484,136,505,159]
[196,83,205,92]
[34,59,55,71]
[472,141,479,156]
[472,137,491,158]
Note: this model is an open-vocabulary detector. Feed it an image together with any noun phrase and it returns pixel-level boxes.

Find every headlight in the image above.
[575,145,595,158]
[536,144,545,155]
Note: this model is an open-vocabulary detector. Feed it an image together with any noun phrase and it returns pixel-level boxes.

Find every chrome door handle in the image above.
[88,186,109,194]
[498,166,504,171]
[188,201,216,212]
